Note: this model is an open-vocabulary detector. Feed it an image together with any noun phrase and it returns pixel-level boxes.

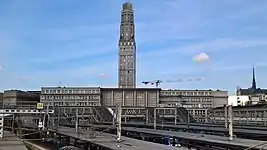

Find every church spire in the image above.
[252,65,256,90]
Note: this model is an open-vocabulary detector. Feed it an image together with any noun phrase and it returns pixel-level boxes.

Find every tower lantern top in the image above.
[123,2,133,10]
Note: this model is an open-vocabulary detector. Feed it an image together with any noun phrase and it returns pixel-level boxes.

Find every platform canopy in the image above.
[0,110,12,117]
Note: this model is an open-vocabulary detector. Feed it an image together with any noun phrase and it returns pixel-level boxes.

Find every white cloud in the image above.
[0,65,3,71]
[193,53,210,63]
[17,77,29,81]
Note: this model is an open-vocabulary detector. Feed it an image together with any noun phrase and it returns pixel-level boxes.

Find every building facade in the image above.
[159,89,228,122]
[2,90,40,107]
[208,104,267,125]
[40,86,229,123]
[0,93,3,106]
[101,88,160,107]
[40,87,102,124]
[118,2,136,88]
[40,87,101,107]
[40,86,161,124]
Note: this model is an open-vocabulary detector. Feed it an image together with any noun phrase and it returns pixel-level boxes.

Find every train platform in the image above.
[0,131,27,150]
[123,127,267,150]
[92,122,267,137]
[49,126,181,150]
[77,124,267,149]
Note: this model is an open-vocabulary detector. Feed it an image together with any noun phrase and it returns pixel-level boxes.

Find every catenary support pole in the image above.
[117,104,122,142]
[75,108,78,132]
[154,107,157,130]
[225,105,228,129]
[228,105,233,141]
[174,108,177,125]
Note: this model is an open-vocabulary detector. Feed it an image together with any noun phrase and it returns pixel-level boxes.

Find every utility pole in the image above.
[228,105,233,141]
[57,106,59,130]
[52,105,55,126]
[18,114,22,139]
[145,108,149,124]
[153,107,157,130]
[75,108,78,133]
[12,114,15,133]
[174,108,177,125]
[42,106,49,131]
[117,104,122,142]
[42,113,46,131]
[46,105,49,125]
[187,112,190,123]
[124,111,127,123]
[224,105,228,129]
[0,116,4,139]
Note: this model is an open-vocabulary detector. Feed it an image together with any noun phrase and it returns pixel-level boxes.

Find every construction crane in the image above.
[142,77,204,88]
[142,80,162,87]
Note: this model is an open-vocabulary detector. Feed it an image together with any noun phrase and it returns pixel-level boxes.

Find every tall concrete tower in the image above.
[118,2,136,88]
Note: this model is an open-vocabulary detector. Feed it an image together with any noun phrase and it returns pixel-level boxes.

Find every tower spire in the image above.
[252,64,256,90]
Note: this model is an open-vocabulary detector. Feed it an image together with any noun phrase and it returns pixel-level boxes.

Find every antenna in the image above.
[58,81,63,87]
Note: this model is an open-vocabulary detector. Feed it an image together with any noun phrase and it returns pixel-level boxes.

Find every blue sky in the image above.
[0,0,267,94]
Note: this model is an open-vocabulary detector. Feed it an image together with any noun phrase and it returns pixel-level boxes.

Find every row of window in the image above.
[41,95,100,100]
[161,98,212,102]
[161,91,213,96]
[44,102,100,106]
[42,89,100,94]
[119,42,135,46]
[213,111,267,118]
[120,63,133,69]
[122,13,133,22]
[183,104,212,108]
[120,26,134,35]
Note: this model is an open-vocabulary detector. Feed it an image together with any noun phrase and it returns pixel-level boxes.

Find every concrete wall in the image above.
[212,90,228,108]
[101,88,160,107]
